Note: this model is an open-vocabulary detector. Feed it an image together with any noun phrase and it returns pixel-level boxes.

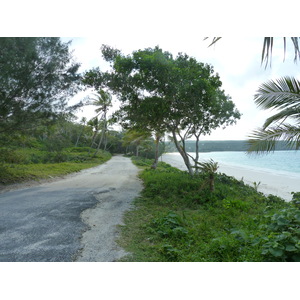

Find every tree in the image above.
[122,129,152,157]
[86,89,113,156]
[0,38,81,139]
[75,117,87,147]
[248,77,300,153]
[84,46,240,175]
[87,117,100,149]
[205,37,300,154]
[115,95,167,168]
[196,159,219,192]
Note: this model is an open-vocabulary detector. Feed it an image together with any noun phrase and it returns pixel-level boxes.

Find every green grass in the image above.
[0,147,112,184]
[117,157,299,262]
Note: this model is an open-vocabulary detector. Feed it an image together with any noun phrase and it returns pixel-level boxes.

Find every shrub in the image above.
[0,148,28,164]
[256,207,300,261]
[150,211,189,240]
[66,147,92,153]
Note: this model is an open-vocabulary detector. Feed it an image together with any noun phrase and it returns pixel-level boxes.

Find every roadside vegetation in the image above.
[117,157,300,262]
[0,121,165,185]
[0,146,111,185]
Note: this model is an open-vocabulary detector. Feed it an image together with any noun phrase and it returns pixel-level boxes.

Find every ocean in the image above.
[167,151,300,176]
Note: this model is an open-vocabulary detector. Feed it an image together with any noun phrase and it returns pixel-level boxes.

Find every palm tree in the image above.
[196,159,219,192]
[87,117,100,149]
[122,129,152,157]
[75,117,87,147]
[204,38,300,154]
[87,90,112,157]
[248,77,300,153]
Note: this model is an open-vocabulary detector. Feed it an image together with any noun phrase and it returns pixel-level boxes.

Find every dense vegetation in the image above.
[0,146,111,185]
[0,38,167,185]
[0,118,164,185]
[117,157,300,262]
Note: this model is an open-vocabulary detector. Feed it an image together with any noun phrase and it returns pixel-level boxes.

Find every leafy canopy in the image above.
[84,45,240,136]
[0,37,81,136]
[83,45,240,174]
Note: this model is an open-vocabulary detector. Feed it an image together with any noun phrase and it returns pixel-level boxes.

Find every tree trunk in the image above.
[151,134,160,169]
[88,131,98,154]
[75,127,84,147]
[93,120,106,157]
[104,132,108,151]
[172,130,194,176]
[194,136,200,174]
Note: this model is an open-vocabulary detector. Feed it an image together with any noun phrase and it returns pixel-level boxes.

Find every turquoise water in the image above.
[185,150,300,175]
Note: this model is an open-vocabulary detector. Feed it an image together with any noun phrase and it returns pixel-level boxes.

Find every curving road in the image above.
[0,155,142,262]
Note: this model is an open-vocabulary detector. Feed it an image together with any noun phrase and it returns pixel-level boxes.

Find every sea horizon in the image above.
[163,150,300,178]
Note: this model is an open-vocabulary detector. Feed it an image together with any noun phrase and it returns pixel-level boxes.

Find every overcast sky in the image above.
[4,0,300,141]
[63,36,300,140]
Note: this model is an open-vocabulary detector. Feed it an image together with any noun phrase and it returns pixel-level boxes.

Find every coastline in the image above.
[161,153,300,201]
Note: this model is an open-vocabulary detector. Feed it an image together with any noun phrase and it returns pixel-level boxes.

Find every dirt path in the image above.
[0,155,142,262]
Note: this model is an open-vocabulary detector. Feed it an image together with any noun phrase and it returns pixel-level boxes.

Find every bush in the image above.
[66,147,92,153]
[256,207,300,261]
[150,211,189,240]
[0,148,28,164]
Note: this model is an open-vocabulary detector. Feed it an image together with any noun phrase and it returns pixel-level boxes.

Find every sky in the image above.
[63,36,300,140]
[2,0,299,142]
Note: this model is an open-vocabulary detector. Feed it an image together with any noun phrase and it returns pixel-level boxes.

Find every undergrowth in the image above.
[0,147,111,184]
[117,156,300,262]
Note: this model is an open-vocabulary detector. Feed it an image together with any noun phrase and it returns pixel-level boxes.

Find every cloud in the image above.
[64,37,300,140]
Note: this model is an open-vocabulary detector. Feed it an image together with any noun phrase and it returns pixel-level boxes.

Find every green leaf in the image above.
[285,245,298,252]
[269,247,284,257]
[277,217,290,226]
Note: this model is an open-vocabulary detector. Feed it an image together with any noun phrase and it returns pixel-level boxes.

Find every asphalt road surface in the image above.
[0,155,142,262]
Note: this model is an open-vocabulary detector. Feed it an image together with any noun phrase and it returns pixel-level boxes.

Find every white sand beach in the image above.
[161,153,300,201]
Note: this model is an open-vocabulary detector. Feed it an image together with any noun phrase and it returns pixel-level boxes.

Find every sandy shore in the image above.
[161,153,300,201]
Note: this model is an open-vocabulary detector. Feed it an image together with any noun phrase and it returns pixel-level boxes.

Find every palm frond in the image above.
[262,37,274,68]
[204,37,300,68]
[203,37,222,47]
[247,124,300,154]
[263,106,300,129]
[291,37,300,63]
[254,77,300,110]
[262,37,300,68]
[194,159,219,173]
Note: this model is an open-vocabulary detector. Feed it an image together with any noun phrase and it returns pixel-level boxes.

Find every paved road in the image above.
[0,155,142,262]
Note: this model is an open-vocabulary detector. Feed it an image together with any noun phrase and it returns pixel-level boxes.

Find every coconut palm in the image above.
[87,90,112,156]
[87,117,100,148]
[248,77,300,153]
[75,117,87,147]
